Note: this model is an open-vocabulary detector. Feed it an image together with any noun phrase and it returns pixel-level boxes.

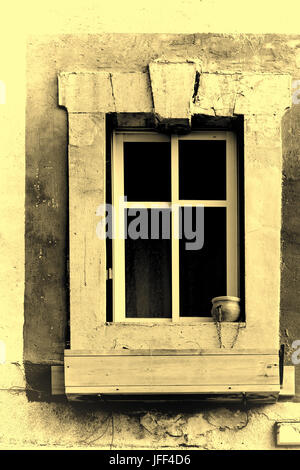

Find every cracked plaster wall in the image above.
[1,33,300,449]
[2,392,300,449]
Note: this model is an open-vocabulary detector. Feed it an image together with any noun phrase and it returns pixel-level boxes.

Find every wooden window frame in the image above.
[112,130,238,323]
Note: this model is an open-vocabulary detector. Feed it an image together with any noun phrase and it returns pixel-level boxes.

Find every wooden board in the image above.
[64,348,278,356]
[64,349,280,397]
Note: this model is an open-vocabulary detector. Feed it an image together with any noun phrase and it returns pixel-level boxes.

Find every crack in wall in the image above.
[192,70,200,103]
[109,73,116,111]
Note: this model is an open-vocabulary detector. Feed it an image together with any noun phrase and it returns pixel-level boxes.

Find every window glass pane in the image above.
[125,209,172,318]
[179,207,227,316]
[124,142,171,201]
[179,140,226,200]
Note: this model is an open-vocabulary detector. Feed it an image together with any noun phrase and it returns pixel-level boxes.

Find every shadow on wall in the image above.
[24,69,69,399]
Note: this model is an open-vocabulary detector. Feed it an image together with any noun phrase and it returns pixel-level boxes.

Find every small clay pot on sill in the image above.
[211,296,240,322]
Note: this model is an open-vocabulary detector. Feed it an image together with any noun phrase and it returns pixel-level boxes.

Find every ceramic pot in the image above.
[211,296,240,322]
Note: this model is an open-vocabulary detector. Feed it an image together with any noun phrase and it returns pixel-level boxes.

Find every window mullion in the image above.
[178,200,227,207]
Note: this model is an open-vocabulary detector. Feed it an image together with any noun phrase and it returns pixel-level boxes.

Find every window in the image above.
[58,68,285,400]
[111,131,238,322]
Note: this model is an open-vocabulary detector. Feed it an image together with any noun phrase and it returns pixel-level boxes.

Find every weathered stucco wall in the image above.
[2,395,300,449]
[2,32,300,449]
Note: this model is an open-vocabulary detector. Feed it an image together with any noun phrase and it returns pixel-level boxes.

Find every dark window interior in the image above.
[125,209,172,318]
[179,140,226,200]
[179,207,227,316]
[124,142,171,202]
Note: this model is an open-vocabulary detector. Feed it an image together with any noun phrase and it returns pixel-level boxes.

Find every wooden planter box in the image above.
[64,349,280,400]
